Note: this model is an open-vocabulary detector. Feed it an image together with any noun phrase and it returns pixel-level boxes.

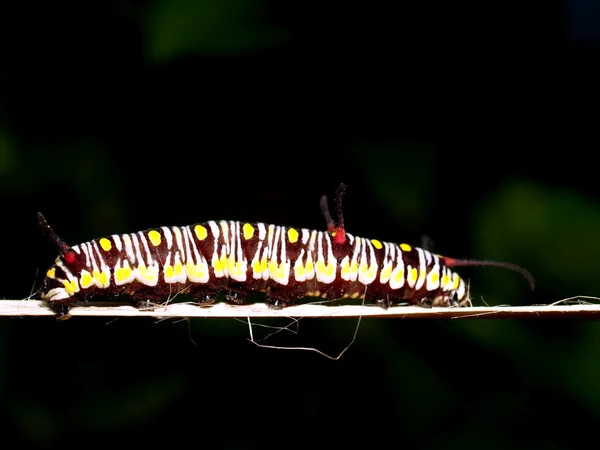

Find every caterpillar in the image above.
[38,184,534,320]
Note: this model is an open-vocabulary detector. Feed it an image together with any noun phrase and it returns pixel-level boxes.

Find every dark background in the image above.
[2,1,600,448]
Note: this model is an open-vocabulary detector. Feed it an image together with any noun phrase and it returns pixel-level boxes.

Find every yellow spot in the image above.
[252,260,262,275]
[371,239,383,249]
[93,269,109,287]
[452,273,460,289]
[63,279,78,295]
[400,243,411,252]
[379,264,392,283]
[393,268,404,284]
[194,225,208,241]
[164,265,174,279]
[431,272,439,284]
[174,261,184,276]
[115,261,133,283]
[316,260,335,279]
[212,252,228,277]
[99,238,112,252]
[212,258,223,272]
[340,258,349,277]
[137,262,158,284]
[227,256,247,280]
[186,260,208,282]
[269,260,288,281]
[148,230,161,246]
[243,223,254,240]
[288,228,299,244]
[407,267,418,284]
[46,268,56,279]
[305,258,314,274]
[80,270,93,289]
[441,274,449,287]
[358,261,377,284]
[294,260,305,279]
[261,257,268,273]
[252,254,269,278]
[341,258,358,280]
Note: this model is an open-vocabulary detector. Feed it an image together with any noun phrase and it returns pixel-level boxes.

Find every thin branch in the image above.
[2,299,600,319]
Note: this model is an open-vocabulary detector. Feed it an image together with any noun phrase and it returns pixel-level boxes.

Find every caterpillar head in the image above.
[41,251,82,303]
[38,213,85,319]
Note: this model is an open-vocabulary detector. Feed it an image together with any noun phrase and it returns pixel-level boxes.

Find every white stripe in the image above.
[161,226,173,249]
[425,250,432,265]
[184,226,199,264]
[138,231,153,266]
[358,238,377,285]
[272,226,281,263]
[251,240,263,279]
[86,242,99,274]
[258,222,267,240]
[308,229,317,252]
[267,224,275,258]
[236,221,244,261]
[123,234,136,263]
[279,226,286,265]
[173,227,184,262]
[389,245,405,289]
[131,234,143,266]
[92,240,110,288]
[415,247,427,290]
[112,234,122,252]
[426,254,441,291]
[81,243,91,268]
[301,228,309,245]
[219,221,230,256]
[208,221,220,240]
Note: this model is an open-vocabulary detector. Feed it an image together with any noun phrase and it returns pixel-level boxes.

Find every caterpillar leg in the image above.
[446,296,459,307]
[375,296,392,309]
[224,290,245,305]
[189,286,220,306]
[132,298,161,311]
[46,301,74,321]
[418,298,433,308]
[129,286,176,311]
[265,292,295,310]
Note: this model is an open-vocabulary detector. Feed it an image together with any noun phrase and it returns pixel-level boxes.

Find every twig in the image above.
[2,299,600,319]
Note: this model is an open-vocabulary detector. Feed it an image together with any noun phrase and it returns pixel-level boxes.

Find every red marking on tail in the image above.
[444,257,458,266]
[443,256,535,291]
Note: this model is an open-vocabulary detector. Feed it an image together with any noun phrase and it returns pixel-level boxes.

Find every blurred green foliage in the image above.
[147,0,288,60]
[2,1,600,449]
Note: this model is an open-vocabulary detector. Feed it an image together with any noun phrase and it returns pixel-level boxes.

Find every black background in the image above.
[2,1,600,448]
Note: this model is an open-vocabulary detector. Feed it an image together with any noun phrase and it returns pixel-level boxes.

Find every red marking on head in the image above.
[334,227,346,245]
[64,251,77,265]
